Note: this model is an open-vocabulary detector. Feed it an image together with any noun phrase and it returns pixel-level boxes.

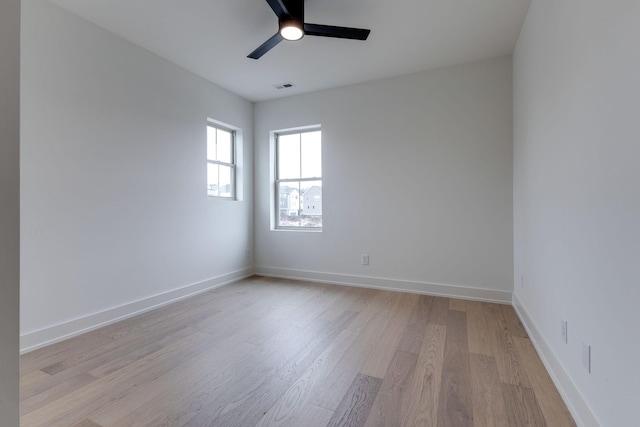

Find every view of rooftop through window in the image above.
[276,129,322,228]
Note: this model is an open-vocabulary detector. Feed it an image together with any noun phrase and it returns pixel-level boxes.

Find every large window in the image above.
[275,129,322,229]
[207,123,236,198]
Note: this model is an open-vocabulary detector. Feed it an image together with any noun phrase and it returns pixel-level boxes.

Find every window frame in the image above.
[274,127,322,231]
[207,122,237,200]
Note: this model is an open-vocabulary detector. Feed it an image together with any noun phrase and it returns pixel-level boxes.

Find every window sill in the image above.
[272,227,322,233]
[208,196,237,201]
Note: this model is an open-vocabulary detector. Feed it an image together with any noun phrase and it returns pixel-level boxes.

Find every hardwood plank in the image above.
[483,302,531,387]
[20,323,198,403]
[21,313,206,399]
[21,331,116,376]
[205,310,358,427]
[428,297,450,326]
[310,295,398,411]
[25,282,267,380]
[228,286,337,351]
[342,286,382,315]
[345,290,398,333]
[363,350,417,427]
[361,292,417,378]
[136,312,341,427]
[176,311,357,427]
[398,295,434,356]
[500,304,529,338]
[19,278,269,375]
[192,282,329,340]
[319,285,367,322]
[437,309,473,427]
[512,337,576,427]
[70,420,103,427]
[326,374,382,427]
[243,282,351,347]
[501,383,548,427]
[89,340,258,426]
[466,301,493,356]
[256,326,364,427]
[112,339,269,427]
[468,353,508,427]
[85,333,173,378]
[20,373,97,416]
[21,329,218,427]
[449,298,468,312]
[293,404,335,427]
[19,370,51,394]
[400,323,447,427]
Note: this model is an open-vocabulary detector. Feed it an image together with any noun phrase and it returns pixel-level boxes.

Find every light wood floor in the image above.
[20,276,575,427]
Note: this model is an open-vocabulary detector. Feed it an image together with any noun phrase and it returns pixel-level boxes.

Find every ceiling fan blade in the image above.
[266,0,290,19]
[248,32,284,59]
[303,23,370,40]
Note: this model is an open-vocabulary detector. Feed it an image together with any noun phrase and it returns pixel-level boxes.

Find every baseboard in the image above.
[254,266,511,303]
[20,267,254,354]
[512,294,601,427]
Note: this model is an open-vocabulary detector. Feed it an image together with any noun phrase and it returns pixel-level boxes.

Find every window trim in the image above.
[207,121,237,200]
[274,127,322,231]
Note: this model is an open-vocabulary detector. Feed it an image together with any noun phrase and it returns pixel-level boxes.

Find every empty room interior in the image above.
[1,0,638,426]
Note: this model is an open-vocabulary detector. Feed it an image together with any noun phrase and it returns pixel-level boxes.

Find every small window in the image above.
[207,123,236,199]
[275,128,322,229]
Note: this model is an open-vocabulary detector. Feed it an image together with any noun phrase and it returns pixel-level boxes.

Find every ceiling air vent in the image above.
[273,82,295,90]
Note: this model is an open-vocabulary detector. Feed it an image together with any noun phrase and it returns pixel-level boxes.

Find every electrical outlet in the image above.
[561,320,568,343]
[520,275,525,288]
[361,254,369,265]
[582,342,591,373]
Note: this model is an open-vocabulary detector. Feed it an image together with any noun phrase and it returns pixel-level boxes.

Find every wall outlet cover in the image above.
[582,342,591,373]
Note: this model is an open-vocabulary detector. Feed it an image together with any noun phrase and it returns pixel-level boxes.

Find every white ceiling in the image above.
[49,0,531,102]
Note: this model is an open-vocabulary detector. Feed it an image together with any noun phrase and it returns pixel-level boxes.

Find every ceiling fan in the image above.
[248,0,371,59]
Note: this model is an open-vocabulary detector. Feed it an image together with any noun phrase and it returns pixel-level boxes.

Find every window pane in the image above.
[300,180,322,228]
[301,131,321,178]
[207,123,237,199]
[278,182,301,227]
[207,126,217,161]
[277,180,322,228]
[218,165,233,198]
[207,163,219,196]
[278,133,300,179]
[216,129,232,163]
[275,129,322,228]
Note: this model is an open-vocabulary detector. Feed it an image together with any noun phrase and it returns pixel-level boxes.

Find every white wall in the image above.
[20,0,254,351]
[254,57,514,302]
[0,0,20,423]
[513,0,640,425]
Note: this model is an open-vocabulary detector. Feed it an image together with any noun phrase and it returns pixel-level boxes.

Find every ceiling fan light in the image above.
[280,21,304,41]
